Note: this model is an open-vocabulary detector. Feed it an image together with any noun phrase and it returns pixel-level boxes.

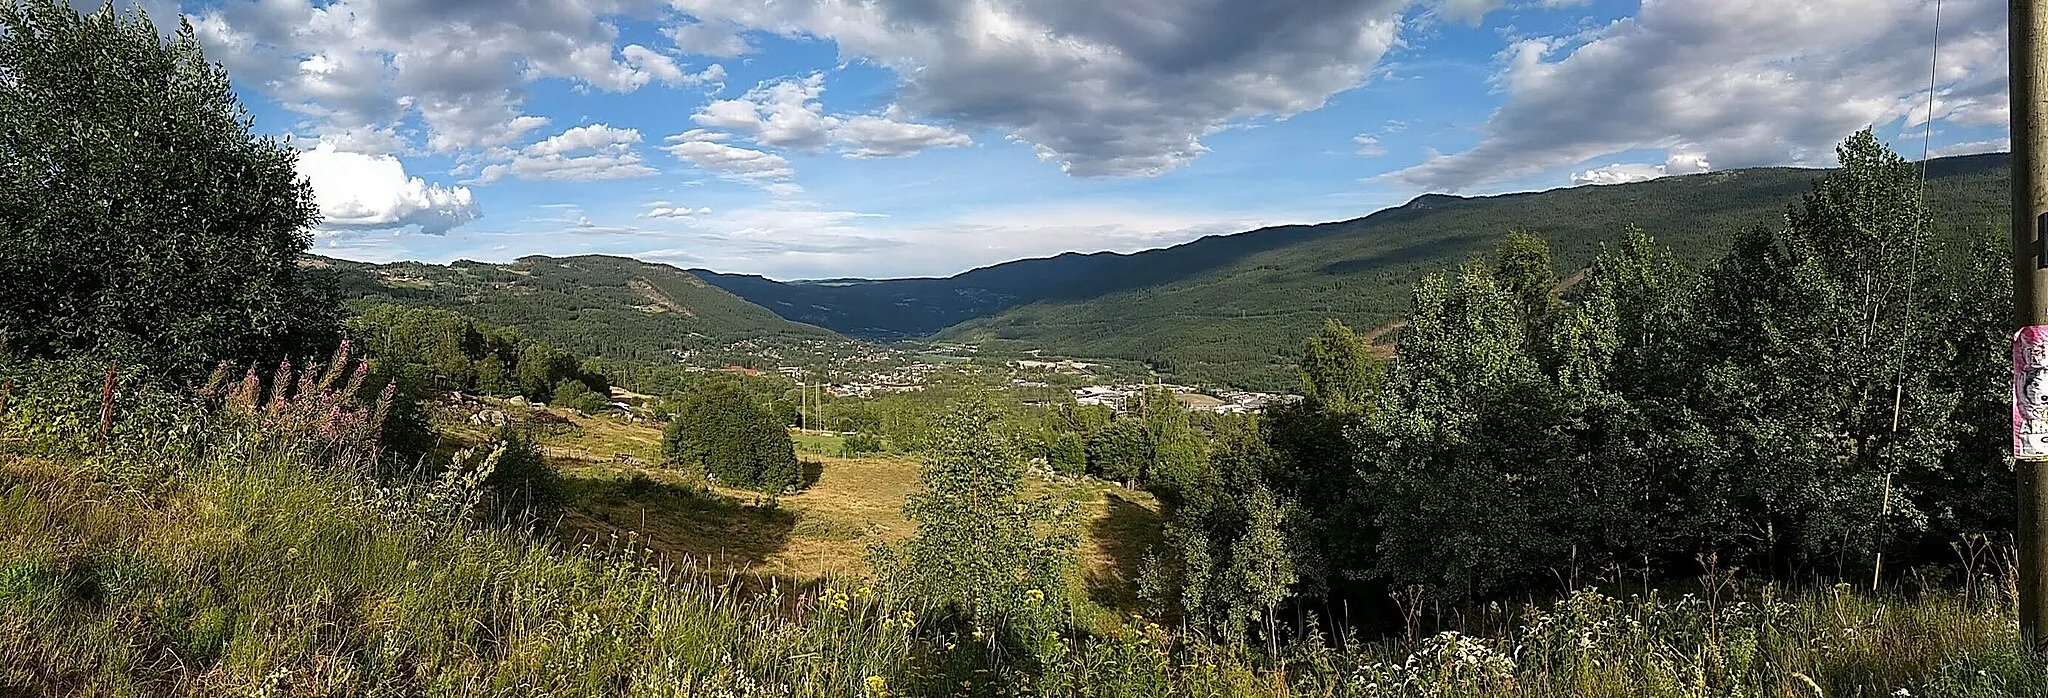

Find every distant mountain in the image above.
[695,152,2011,390]
[314,254,845,364]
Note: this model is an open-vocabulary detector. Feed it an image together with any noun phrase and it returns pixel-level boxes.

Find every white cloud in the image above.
[1437,0,1506,25]
[474,124,659,184]
[190,0,708,156]
[694,74,839,152]
[527,124,642,157]
[1928,137,2010,158]
[662,132,798,185]
[644,205,713,218]
[297,142,480,233]
[691,75,972,158]
[1354,134,1388,157]
[1569,149,1711,186]
[663,17,753,57]
[672,0,1430,177]
[1387,0,2007,192]
[835,109,974,158]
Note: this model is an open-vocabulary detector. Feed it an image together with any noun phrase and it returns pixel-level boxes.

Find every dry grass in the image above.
[432,400,1158,589]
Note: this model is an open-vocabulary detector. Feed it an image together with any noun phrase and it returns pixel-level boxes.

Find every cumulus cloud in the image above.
[672,0,1424,177]
[694,74,839,152]
[297,143,480,233]
[834,114,974,158]
[527,123,642,157]
[693,75,972,158]
[663,17,753,57]
[474,124,660,184]
[189,0,723,155]
[662,131,798,185]
[1386,0,2007,192]
[1569,149,1711,186]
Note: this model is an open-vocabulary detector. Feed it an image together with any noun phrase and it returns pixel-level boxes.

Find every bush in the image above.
[662,382,800,493]
[549,381,608,414]
[479,426,563,526]
[840,431,885,457]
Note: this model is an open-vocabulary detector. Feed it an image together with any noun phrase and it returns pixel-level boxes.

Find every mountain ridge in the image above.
[313,253,847,366]
[315,151,2011,391]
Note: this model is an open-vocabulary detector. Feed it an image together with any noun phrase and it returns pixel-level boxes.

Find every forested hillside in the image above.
[317,254,849,364]
[696,154,2007,389]
[943,153,2007,389]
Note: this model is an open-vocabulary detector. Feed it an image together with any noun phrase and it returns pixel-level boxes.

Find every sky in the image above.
[105,0,2013,280]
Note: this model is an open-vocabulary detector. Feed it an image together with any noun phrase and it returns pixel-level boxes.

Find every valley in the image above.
[322,153,2010,392]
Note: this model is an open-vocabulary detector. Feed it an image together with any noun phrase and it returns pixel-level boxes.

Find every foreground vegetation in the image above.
[2,356,2046,697]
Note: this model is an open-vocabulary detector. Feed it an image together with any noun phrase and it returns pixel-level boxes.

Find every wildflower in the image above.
[865,675,889,697]
[1025,589,1044,605]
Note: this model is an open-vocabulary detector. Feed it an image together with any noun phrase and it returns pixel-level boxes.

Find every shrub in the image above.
[550,381,608,413]
[662,382,800,493]
[840,431,885,457]
[479,426,563,526]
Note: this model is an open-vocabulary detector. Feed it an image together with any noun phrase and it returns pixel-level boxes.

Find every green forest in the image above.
[2,1,2044,697]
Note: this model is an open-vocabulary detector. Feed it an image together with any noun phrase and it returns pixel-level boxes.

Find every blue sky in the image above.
[130,0,2011,279]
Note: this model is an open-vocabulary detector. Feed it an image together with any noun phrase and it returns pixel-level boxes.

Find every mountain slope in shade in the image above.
[315,254,846,364]
[695,153,2008,390]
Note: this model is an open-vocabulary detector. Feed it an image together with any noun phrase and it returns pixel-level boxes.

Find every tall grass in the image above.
[2,353,2045,697]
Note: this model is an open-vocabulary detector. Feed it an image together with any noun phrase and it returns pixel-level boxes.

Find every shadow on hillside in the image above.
[1085,492,1166,612]
[1315,234,1486,277]
[558,473,797,571]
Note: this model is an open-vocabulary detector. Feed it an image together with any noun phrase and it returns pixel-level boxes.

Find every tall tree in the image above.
[873,398,1078,635]
[0,1,338,374]
[1684,129,1955,573]
[1494,229,1560,337]
[1297,319,1385,417]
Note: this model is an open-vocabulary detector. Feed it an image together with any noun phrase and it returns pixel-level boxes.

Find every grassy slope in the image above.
[433,400,1165,604]
[313,253,848,364]
[938,155,2008,389]
[8,447,2047,697]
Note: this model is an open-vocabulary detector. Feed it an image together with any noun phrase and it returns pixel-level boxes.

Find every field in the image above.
[435,398,1165,602]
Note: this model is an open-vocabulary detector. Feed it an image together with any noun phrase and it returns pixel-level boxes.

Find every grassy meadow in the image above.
[434,399,1167,599]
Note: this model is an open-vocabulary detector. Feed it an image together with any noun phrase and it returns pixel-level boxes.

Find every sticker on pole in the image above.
[2017,326,2048,459]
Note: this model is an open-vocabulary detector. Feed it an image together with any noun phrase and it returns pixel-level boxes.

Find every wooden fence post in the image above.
[95,363,118,452]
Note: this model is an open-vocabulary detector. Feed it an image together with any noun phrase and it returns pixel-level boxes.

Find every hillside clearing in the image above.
[433,399,1164,600]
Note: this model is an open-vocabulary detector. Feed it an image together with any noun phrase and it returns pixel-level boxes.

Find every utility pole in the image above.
[2011,0,2048,652]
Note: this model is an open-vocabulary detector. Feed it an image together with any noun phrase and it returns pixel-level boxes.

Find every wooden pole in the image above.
[2011,0,2048,651]
[94,363,118,452]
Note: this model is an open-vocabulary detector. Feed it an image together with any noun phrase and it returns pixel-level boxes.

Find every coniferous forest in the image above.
[2,1,2044,697]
